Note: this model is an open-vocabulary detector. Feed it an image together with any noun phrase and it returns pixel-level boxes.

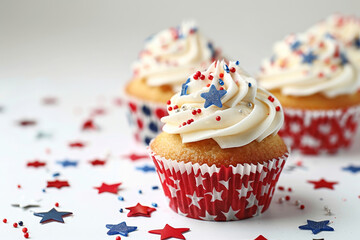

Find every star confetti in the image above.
[123,153,149,161]
[42,97,58,105]
[47,180,70,189]
[89,159,106,166]
[34,208,72,223]
[342,165,360,174]
[69,141,86,148]
[82,119,97,130]
[18,120,36,127]
[299,220,334,234]
[57,159,78,167]
[12,196,41,209]
[106,222,137,236]
[149,224,190,240]
[27,160,46,168]
[126,203,156,217]
[94,182,122,194]
[307,179,338,190]
[136,165,156,173]
[254,235,267,240]
[200,85,227,108]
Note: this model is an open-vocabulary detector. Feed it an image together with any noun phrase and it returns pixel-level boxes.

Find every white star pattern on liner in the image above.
[169,176,180,188]
[205,188,223,202]
[246,193,258,209]
[177,207,188,217]
[186,192,203,209]
[219,180,229,189]
[253,205,264,217]
[200,210,217,221]
[259,171,267,182]
[237,181,253,198]
[157,171,166,183]
[167,184,180,198]
[222,206,240,221]
[195,175,206,187]
[260,183,271,196]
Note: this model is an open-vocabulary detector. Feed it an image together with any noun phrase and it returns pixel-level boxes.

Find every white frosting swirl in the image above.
[161,60,284,149]
[307,14,360,67]
[132,21,218,92]
[258,33,359,98]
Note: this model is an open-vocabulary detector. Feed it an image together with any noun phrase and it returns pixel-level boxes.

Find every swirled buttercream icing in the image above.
[132,21,218,92]
[307,14,360,67]
[258,32,359,98]
[161,60,284,149]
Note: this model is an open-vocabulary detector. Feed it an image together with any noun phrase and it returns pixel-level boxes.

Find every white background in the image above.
[0,1,360,240]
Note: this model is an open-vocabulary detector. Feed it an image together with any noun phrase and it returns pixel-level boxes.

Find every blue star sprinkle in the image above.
[290,40,301,50]
[34,208,72,223]
[106,222,137,236]
[354,38,360,49]
[235,60,240,65]
[57,160,78,167]
[223,64,230,73]
[342,164,360,174]
[200,85,227,108]
[299,220,334,234]
[302,51,317,64]
[136,165,156,173]
[218,79,224,86]
[180,78,190,96]
[340,52,349,65]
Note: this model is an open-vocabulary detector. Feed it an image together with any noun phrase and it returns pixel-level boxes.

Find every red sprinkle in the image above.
[173,105,178,110]
[3,219,7,223]
[167,100,171,105]
[182,122,186,126]
[331,65,338,71]
[285,196,290,201]
[319,42,325,48]
[200,74,205,80]
[24,233,29,239]
[208,75,214,80]
[195,71,201,76]
[206,84,210,87]
[230,67,236,73]
[216,116,221,121]
[22,228,28,233]
[197,109,202,114]
[300,204,305,210]
[288,187,292,192]
[268,96,274,102]
[276,106,281,111]
[116,236,121,240]
[219,73,224,78]
[168,107,172,111]
[219,87,224,90]
[193,75,199,80]
[187,120,192,124]
[55,202,59,207]
[192,110,197,115]
[318,72,324,78]
[13,223,18,228]
[278,186,285,191]
[17,185,21,189]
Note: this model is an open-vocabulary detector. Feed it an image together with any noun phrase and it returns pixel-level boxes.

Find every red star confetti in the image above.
[47,180,70,189]
[94,182,122,194]
[149,224,190,240]
[27,160,46,168]
[123,153,148,161]
[42,97,57,105]
[69,141,86,148]
[89,159,106,166]
[308,178,338,190]
[254,235,267,240]
[18,120,36,127]
[114,98,123,106]
[91,108,106,116]
[126,203,156,217]
[82,119,97,130]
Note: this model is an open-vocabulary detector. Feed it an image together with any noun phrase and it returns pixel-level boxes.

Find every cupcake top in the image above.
[307,14,360,67]
[161,60,284,149]
[258,32,359,98]
[132,21,218,92]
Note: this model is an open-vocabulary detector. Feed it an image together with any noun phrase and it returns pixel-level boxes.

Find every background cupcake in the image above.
[258,32,360,154]
[149,60,289,221]
[125,21,220,145]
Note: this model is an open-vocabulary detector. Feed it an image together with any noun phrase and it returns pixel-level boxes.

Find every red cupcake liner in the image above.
[148,148,288,221]
[124,94,168,145]
[279,106,360,155]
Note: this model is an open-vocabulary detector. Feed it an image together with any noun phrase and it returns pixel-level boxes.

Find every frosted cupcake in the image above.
[125,21,219,145]
[149,60,289,221]
[258,33,360,154]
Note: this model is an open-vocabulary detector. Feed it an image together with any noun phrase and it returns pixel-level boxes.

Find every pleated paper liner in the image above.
[149,148,289,221]
[279,105,360,155]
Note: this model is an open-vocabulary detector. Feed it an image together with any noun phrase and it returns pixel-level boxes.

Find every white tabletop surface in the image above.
[1,1,360,239]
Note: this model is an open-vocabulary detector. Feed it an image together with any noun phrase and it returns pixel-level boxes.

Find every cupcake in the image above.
[125,21,219,145]
[307,14,360,70]
[258,33,360,154]
[148,60,289,221]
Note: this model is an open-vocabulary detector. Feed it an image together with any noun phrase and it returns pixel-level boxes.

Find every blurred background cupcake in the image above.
[125,20,220,145]
[258,32,360,154]
[149,60,288,221]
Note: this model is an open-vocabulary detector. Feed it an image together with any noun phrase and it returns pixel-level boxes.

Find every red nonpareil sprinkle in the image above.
[22,228,28,233]
[219,87,224,90]
[268,96,274,102]
[324,58,331,65]
[219,73,224,78]
[288,187,292,192]
[206,84,210,87]
[197,109,202,114]
[55,202,59,207]
[193,75,199,80]
[192,110,197,115]
[208,75,214,80]
[276,106,281,111]
[190,119,194,122]
[200,75,205,80]
[187,120,192,124]
[13,223,18,228]
[168,107,172,111]
[195,71,201,77]
[300,204,305,210]
[216,116,221,121]
[167,100,171,105]
[116,236,121,240]
[173,105,178,110]
[230,67,236,73]
[182,122,186,126]
[334,45,340,57]
[285,196,290,201]
[17,185,21,189]
[319,42,325,48]
[278,186,285,191]
[3,219,7,223]
[331,65,338,71]
[24,233,29,239]
[318,72,324,78]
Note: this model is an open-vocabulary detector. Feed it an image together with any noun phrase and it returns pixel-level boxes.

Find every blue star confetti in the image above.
[57,159,78,167]
[34,208,73,223]
[200,85,227,108]
[136,165,156,173]
[106,222,137,236]
[302,51,317,64]
[180,78,190,96]
[299,220,334,234]
[342,164,360,174]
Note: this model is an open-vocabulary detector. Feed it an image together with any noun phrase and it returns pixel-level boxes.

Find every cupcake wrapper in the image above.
[279,106,360,155]
[124,94,167,145]
[148,148,288,221]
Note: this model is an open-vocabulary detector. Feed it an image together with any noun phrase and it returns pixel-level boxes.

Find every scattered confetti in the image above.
[307,179,338,190]
[94,183,122,194]
[125,203,156,217]
[18,120,36,127]
[299,220,334,234]
[27,160,46,168]
[149,224,190,240]
[47,180,70,189]
[82,119,97,130]
[342,165,360,174]
[254,235,267,240]
[57,160,78,167]
[34,208,73,223]
[136,165,156,173]
[123,153,149,161]
[89,159,106,166]
[106,222,137,236]
[68,141,86,148]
